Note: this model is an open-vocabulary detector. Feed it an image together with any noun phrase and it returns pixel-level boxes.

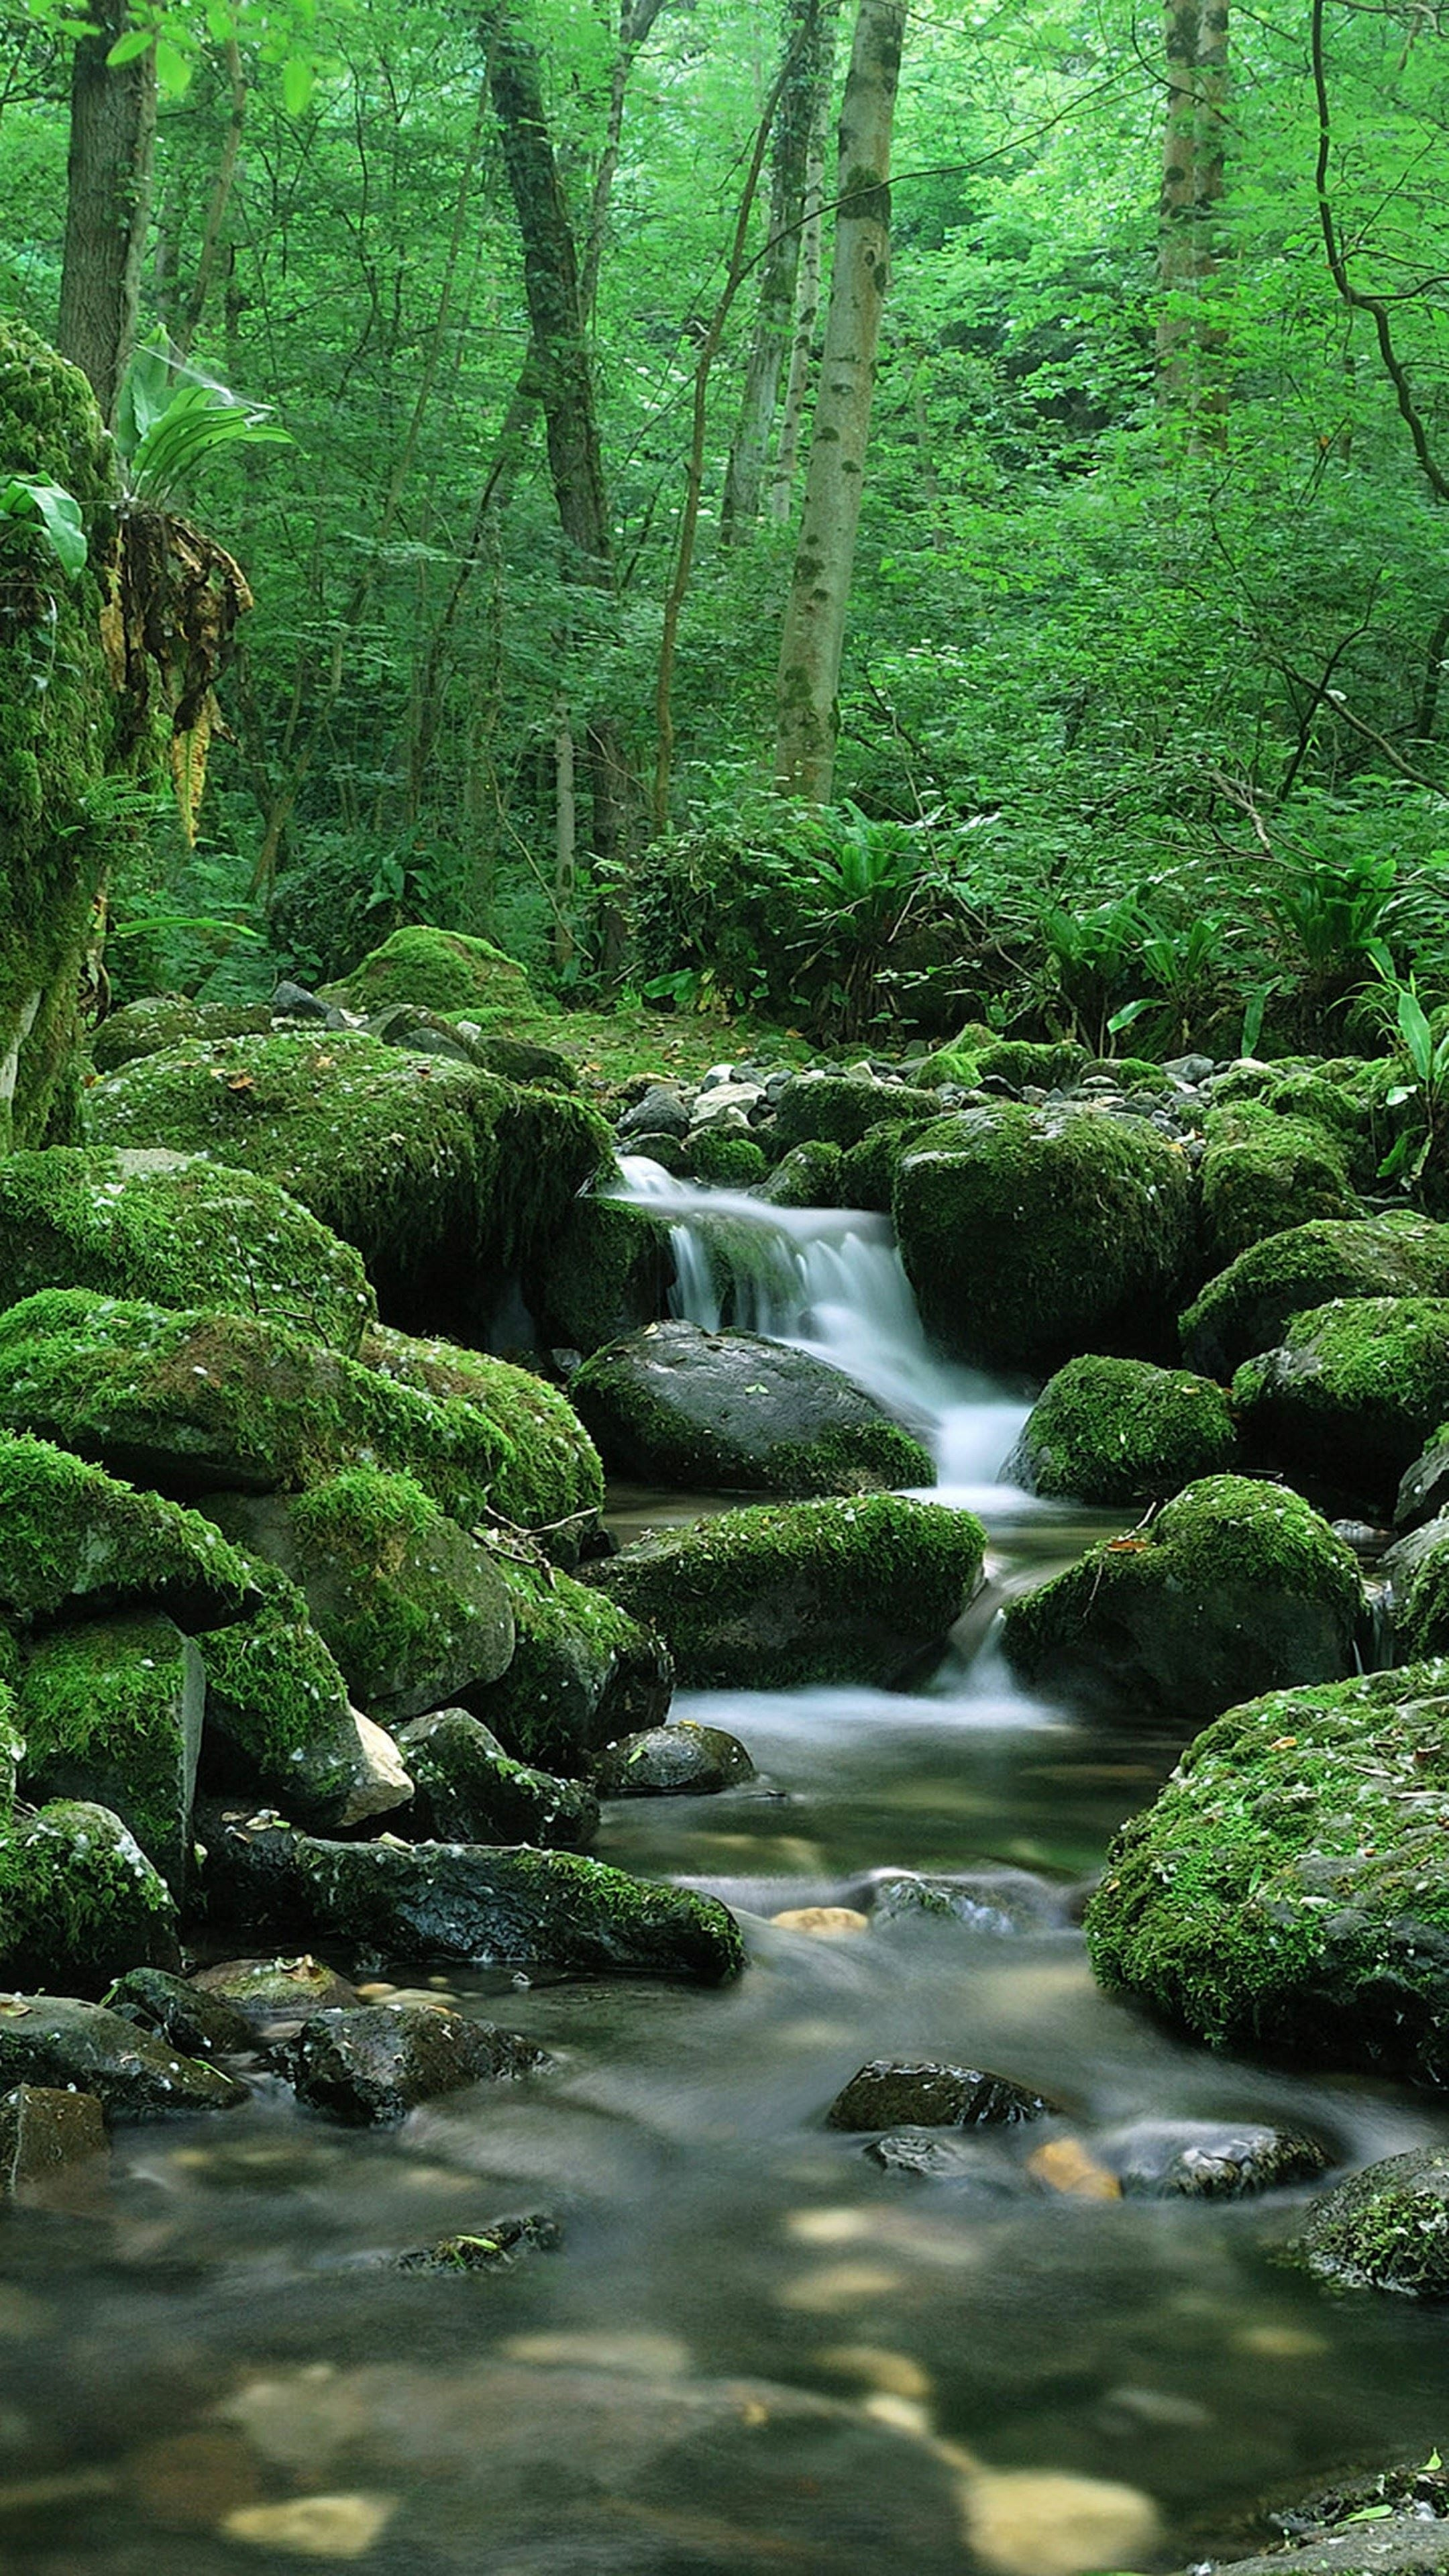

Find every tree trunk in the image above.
[767,25,835,524]
[773,0,904,802]
[720,0,828,545]
[554,693,576,969]
[57,0,158,425]
[1156,0,1230,432]
[582,0,676,325]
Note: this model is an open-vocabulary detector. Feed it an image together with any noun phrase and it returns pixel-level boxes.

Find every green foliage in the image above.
[0,473,85,578]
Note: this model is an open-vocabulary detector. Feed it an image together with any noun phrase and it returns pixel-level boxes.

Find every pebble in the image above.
[221,2492,398,2557]
[502,2329,690,2377]
[960,2466,1161,2576]
[776,2262,905,2310]
[770,1906,869,1936]
[1027,2137,1122,2199]
[126,2428,261,2526]
[816,2344,932,2399]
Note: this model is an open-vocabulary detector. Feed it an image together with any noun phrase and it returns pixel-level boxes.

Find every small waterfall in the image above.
[610,1157,1034,1509]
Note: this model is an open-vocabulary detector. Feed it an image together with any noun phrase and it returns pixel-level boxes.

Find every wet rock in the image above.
[1295,2146,1449,2295]
[1001,1474,1363,1725]
[0,1801,179,1994]
[864,2131,1028,2188]
[619,1086,689,1141]
[1179,1214,1449,1379]
[190,1954,360,2034]
[0,2084,108,2206]
[1234,1296,1449,1507]
[0,1996,247,2121]
[221,2493,398,2558]
[869,1868,1064,1934]
[825,2060,1057,2131]
[477,1551,674,1772]
[1006,1354,1236,1506]
[961,2466,1161,2576]
[583,1494,984,1689]
[526,1195,675,1358]
[19,1612,203,1894]
[771,1906,869,1935]
[199,1809,745,1983]
[125,2426,263,2528]
[280,2002,545,2125]
[197,1560,416,1829]
[396,2212,562,2271]
[592,1721,755,1797]
[397,1707,598,1848]
[572,1319,933,1497]
[1028,2136,1122,2198]
[1185,2514,1449,2573]
[106,1966,255,2057]
[756,1139,846,1207]
[1095,2118,1330,2198]
[1399,1430,1449,1532]
[0,1432,252,1630]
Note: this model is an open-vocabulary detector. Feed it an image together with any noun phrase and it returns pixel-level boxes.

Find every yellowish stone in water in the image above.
[961,2467,1161,2576]
[221,2492,397,2558]
[769,1906,869,1935]
[502,2329,691,2377]
[816,2344,933,2400]
[776,2262,904,2310]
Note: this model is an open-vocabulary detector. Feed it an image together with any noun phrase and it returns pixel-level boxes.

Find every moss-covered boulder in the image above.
[396,1707,598,1849]
[572,1321,932,1497]
[321,925,549,1022]
[686,1130,767,1187]
[0,1434,251,1630]
[199,1472,515,1725]
[201,1808,745,1984]
[756,1140,846,1208]
[1005,1356,1236,1505]
[0,1290,534,1526]
[0,1146,376,1352]
[522,1196,673,1358]
[0,1802,179,1993]
[838,1121,922,1214]
[1383,1517,1449,1659]
[85,1030,609,1330]
[1085,1662,1449,2082]
[1295,2150,1449,2296]
[1232,1297,1449,1502]
[197,1559,413,1829]
[773,1072,940,1151]
[582,1495,985,1688]
[356,1324,604,1547]
[1199,1107,1358,1267]
[19,1613,203,1893]
[0,321,117,1152]
[91,998,272,1076]
[1001,1475,1362,1723]
[893,1104,1194,1369]
[476,1552,673,1769]
[1179,1215,1449,1379]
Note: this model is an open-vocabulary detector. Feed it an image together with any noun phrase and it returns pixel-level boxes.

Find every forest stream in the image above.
[7,1179,1449,2576]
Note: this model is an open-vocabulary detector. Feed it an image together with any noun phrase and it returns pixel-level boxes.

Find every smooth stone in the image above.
[106,1966,255,2057]
[281,2003,544,2125]
[618,1087,690,1140]
[1095,2118,1330,2198]
[771,1907,870,1936]
[825,2060,1057,2131]
[0,2084,108,2207]
[592,1721,756,1798]
[396,2212,562,2271]
[961,2466,1161,2576]
[190,1954,360,2034]
[221,2493,398,2557]
[0,1996,247,2121]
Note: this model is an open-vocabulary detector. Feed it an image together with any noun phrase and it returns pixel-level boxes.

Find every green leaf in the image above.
[154,37,193,93]
[1423,2449,1443,2473]
[0,476,87,580]
[1340,2505,1395,2524]
[1106,997,1153,1033]
[281,52,314,113]
[1398,982,1434,1081]
[105,27,156,64]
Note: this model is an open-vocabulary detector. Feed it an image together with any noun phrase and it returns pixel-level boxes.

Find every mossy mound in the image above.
[1384,1517,1449,1659]
[572,1320,934,1497]
[757,1140,846,1208]
[200,1471,515,1725]
[1085,1662,1449,2082]
[1002,1474,1362,1723]
[582,1494,984,1688]
[1006,1356,1237,1505]
[85,1030,610,1329]
[519,1197,672,1358]
[1295,2150,1449,2296]
[0,1290,519,1527]
[1180,1215,1449,1379]
[894,1103,1194,1369]
[19,1613,202,1894]
[772,1072,940,1151]
[356,1323,604,1544]
[686,1130,767,1187]
[1233,1296,1449,1501]
[478,1552,674,1770]
[323,926,547,1022]
[838,1121,922,1214]
[0,1800,178,1994]
[91,998,271,1076]
[197,1557,410,1827]
[0,1433,250,1629]
[0,1146,376,1352]
[1199,1107,1358,1267]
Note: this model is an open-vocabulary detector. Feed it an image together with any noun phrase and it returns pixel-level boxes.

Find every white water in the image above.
[611,1155,1035,1514]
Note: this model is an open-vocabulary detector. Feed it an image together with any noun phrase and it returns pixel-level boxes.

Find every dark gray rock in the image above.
[1295,2147,1449,2296]
[0,1996,248,2121]
[189,1953,360,2034]
[869,1868,1064,1935]
[863,2131,1028,2189]
[825,2059,1057,2131]
[397,1707,598,1848]
[619,1087,690,1141]
[592,1721,755,1798]
[0,2083,108,2206]
[396,2211,563,2271]
[199,1808,745,1984]
[1095,2118,1330,2198]
[107,1966,256,2057]
[281,2002,545,2125]
[271,981,333,1022]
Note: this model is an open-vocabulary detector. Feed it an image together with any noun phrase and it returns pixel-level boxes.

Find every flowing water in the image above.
[11,1179,1449,2576]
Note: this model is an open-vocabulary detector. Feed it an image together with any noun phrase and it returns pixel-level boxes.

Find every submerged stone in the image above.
[824,2060,1056,2131]
[1095,2119,1330,2198]
[280,2002,544,2125]
[0,2082,108,2206]
[190,1954,360,2033]
[396,2212,562,2271]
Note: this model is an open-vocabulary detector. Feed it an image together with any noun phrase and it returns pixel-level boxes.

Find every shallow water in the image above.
[7,1188,1447,2575]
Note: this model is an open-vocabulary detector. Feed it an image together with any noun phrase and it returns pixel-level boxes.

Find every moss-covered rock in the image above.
[200,1472,515,1725]
[476,1552,674,1769]
[0,1987,246,2112]
[0,1146,376,1352]
[918,1036,1089,1092]
[1084,1662,1449,2082]
[0,322,117,1152]
[1180,1215,1449,1379]
[0,1433,251,1629]
[323,925,548,1022]
[197,1558,413,1828]
[356,1323,603,1545]
[837,1120,922,1214]
[519,1196,673,1360]
[1294,2150,1449,2296]
[0,1801,179,1994]
[201,1807,745,1983]
[1383,1516,1449,1659]
[1001,1474,1362,1722]
[686,1129,767,1187]
[582,1494,984,1688]
[772,1072,940,1151]
[1232,1296,1449,1501]
[19,1613,203,1893]
[1199,1106,1358,1267]
[90,998,272,1076]
[85,1030,610,1330]
[572,1320,932,1497]
[756,1140,847,1208]
[1006,1356,1237,1504]
[894,1102,1194,1369]
[396,1707,598,1849]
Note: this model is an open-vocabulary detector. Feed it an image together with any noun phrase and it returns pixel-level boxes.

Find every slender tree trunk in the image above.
[582,0,675,325]
[553,693,576,967]
[57,0,158,424]
[720,0,826,545]
[1156,0,1230,432]
[767,28,834,524]
[175,38,247,359]
[773,0,904,802]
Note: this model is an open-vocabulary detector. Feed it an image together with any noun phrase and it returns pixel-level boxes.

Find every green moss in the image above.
[1084,1660,1449,2079]
[478,1550,671,1768]
[582,1494,985,1688]
[85,1030,611,1321]
[91,998,272,1076]
[1295,2150,1449,2296]
[1010,1355,1237,1503]
[358,1322,604,1540]
[757,1140,845,1207]
[1200,1106,1358,1265]
[1180,1215,1449,1378]
[772,1073,940,1150]
[323,925,549,1022]
[1391,1522,1449,1658]
[0,1145,376,1351]
[197,1556,358,1810]
[1085,1056,1173,1091]
[894,1102,1195,1368]
[1232,1295,1449,1495]
[686,1130,767,1187]
[19,1613,200,1890]
[976,1038,1092,1090]
[521,1195,672,1359]
[0,1431,250,1626]
[837,1120,923,1212]
[0,1798,177,1993]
